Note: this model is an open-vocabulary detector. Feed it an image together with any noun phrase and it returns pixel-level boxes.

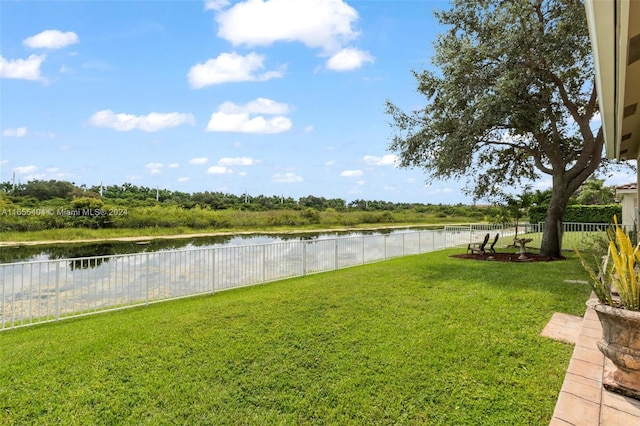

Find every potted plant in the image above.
[577,217,640,400]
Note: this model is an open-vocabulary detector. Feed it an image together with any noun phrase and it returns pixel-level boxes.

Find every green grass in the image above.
[0,250,591,424]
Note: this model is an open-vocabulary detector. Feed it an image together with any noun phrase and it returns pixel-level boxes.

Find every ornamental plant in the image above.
[577,216,640,311]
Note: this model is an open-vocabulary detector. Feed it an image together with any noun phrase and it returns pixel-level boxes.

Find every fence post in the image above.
[262,245,266,283]
[1,266,5,329]
[384,236,388,260]
[55,262,60,321]
[302,242,307,276]
[402,233,405,256]
[212,249,216,293]
[145,254,149,306]
[334,238,338,270]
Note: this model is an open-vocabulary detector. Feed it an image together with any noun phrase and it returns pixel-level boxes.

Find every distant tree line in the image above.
[0,178,619,233]
[0,179,484,212]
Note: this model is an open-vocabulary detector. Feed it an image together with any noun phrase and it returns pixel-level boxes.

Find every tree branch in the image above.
[585,82,598,120]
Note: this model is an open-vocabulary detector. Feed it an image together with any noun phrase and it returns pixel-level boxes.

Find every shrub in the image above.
[529,204,621,224]
[301,208,321,224]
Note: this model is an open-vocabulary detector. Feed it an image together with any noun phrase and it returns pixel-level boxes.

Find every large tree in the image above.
[386,0,603,257]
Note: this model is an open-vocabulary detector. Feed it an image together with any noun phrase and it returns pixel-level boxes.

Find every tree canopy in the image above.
[571,177,615,205]
[386,0,605,256]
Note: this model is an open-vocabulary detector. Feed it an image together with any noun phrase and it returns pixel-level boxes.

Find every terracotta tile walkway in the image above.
[545,293,640,425]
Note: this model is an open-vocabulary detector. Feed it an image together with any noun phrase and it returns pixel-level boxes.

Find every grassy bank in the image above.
[0,250,590,424]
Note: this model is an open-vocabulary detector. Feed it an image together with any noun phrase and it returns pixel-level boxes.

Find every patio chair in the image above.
[485,233,499,254]
[467,233,490,254]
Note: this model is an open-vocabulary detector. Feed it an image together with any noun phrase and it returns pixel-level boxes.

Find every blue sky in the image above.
[0,0,633,204]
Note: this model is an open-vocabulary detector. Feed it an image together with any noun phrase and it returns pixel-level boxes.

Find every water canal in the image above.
[0,227,436,265]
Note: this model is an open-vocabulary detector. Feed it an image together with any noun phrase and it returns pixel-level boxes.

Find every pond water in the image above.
[0,227,434,264]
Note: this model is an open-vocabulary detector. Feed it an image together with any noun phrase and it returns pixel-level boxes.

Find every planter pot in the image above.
[588,300,640,400]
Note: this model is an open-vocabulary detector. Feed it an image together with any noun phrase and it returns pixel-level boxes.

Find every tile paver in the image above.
[546,294,640,425]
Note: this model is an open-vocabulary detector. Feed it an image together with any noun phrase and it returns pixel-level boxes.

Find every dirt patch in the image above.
[450,251,566,262]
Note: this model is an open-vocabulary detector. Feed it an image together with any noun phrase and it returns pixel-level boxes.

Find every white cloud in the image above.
[326,47,374,71]
[10,165,69,181]
[218,157,257,166]
[0,160,8,165]
[532,177,552,190]
[341,170,363,177]
[13,165,38,174]
[177,176,191,182]
[23,30,79,49]
[207,165,232,174]
[325,160,335,166]
[206,98,292,134]
[145,163,164,174]
[34,131,56,138]
[3,127,27,137]
[363,154,398,166]
[215,0,359,53]
[356,180,365,186]
[219,97,290,115]
[82,60,109,70]
[427,187,454,195]
[304,125,314,133]
[89,110,195,132]
[205,0,230,11]
[0,54,45,80]
[188,52,283,88]
[272,172,303,183]
[206,112,291,133]
[168,163,180,168]
[189,157,209,165]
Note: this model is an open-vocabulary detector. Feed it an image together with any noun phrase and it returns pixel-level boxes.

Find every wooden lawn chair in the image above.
[485,233,499,254]
[467,233,490,254]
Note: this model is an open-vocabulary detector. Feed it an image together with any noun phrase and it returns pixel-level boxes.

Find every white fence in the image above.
[1,230,449,331]
[1,223,619,331]
[444,222,625,251]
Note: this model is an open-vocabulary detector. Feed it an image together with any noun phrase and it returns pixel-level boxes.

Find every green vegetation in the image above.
[0,179,502,241]
[528,204,621,225]
[1,250,591,424]
[577,218,640,311]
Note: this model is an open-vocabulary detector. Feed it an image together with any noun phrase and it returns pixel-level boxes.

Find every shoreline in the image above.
[0,224,446,247]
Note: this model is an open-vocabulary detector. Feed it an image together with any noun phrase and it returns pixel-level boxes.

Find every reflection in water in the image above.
[69,257,109,271]
[0,228,429,267]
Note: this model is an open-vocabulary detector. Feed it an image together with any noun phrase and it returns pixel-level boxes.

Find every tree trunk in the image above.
[539,180,570,257]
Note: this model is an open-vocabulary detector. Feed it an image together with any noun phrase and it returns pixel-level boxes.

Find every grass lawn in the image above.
[0,249,591,424]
